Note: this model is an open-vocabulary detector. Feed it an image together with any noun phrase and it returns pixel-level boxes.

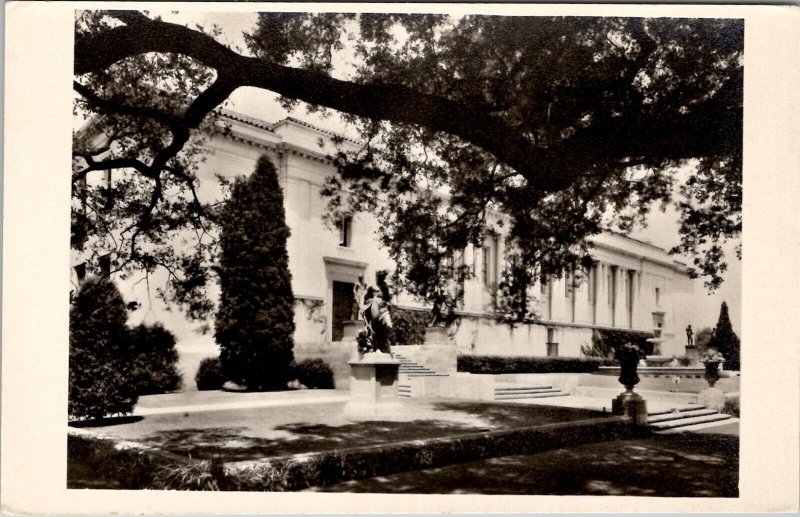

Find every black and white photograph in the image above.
[2,2,799,514]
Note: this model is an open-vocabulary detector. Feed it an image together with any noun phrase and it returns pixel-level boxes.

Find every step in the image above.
[657,417,739,434]
[648,408,718,423]
[495,386,553,392]
[495,391,563,397]
[651,413,732,430]
[494,387,557,393]
[405,373,449,378]
[648,405,706,416]
[495,392,570,400]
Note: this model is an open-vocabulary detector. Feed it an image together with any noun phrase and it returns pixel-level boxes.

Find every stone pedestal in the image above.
[685,346,700,366]
[343,352,402,418]
[698,387,725,411]
[612,390,648,425]
[425,326,449,345]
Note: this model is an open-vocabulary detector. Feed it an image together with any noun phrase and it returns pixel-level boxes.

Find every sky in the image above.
[153,10,742,335]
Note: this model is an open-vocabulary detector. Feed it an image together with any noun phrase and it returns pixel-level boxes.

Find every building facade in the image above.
[73,110,695,374]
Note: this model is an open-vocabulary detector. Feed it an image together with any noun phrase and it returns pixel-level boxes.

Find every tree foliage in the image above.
[694,326,714,352]
[74,12,743,322]
[129,323,183,395]
[69,276,139,420]
[708,301,740,370]
[214,156,295,390]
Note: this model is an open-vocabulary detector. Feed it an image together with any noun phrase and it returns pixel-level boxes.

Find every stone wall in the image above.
[453,316,593,358]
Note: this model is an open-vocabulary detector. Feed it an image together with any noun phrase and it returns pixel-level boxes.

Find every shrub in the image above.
[457,355,615,374]
[709,302,741,371]
[69,276,139,420]
[195,357,225,391]
[215,156,295,390]
[129,323,182,395]
[390,307,429,346]
[722,394,740,418]
[292,359,335,389]
[581,328,655,358]
[676,355,692,367]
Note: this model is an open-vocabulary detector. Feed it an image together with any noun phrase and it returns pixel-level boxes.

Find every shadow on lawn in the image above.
[133,402,610,462]
[69,415,145,428]
[314,432,739,497]
[430,401,609,428]
[136,419,486,462]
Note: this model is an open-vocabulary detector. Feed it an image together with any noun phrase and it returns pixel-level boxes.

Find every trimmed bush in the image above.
[458,355,615,374]
[69,276,139,420]
[129,323,182,395]
[292,358,335,389]
[581,328,655,358]
[722,394,740,418]
[390,307,429,346]
[709,302,740,371]
[215,156,295,390]
[195,357,225,391]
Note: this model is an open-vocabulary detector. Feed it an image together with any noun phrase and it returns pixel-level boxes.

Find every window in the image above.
[540,276,547,295]
[337,216,352,247]
[482,246,491,286]
[99,254,112,277]
[565,270,575,299]
[655,287,661,306]
[74,263,86,284]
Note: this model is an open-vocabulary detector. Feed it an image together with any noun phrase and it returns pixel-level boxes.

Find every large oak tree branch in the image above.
[76,12,741,193]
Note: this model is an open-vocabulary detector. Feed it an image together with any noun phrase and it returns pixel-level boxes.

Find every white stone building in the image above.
[73,111,694,382]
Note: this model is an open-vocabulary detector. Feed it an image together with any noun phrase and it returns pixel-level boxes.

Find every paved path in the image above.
[132,389,348,416]
[506,394,699,414]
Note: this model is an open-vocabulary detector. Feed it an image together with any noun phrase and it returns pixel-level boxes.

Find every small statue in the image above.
[355,271,394,355]
[686,324,694,347]
[352,275,366,320]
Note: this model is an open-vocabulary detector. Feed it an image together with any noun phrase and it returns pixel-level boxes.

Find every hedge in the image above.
[390,307,429,346]
[129,323,182,395]
[458,355,616,374]
[195,357,225,391]
[292,358,335,389]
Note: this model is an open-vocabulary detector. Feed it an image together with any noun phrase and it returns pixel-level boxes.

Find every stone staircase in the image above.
[493,385,570,401]
[648,406,737,433]
[395,354,449,398]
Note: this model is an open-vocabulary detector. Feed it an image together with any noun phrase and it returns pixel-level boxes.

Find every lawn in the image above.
[310,428,739,496]
[69,399,609,462]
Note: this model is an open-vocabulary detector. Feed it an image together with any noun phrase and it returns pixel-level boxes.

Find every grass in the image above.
[68,399,626,490]
[75,399,609,462]
[311,430,739,496]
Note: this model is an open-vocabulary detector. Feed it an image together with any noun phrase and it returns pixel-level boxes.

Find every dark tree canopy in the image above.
[73,11,742,322]
[215,156,295,390]
[69,276,139,420]
[708,301,740,371]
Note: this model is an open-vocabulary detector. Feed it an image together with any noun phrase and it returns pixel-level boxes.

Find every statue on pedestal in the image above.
[686,324,694,347]
[355,270,394,355]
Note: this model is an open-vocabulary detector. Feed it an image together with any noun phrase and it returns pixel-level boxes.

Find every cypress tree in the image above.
[215,156,295,390]
[708,301,741,371]
[69,276,138,420]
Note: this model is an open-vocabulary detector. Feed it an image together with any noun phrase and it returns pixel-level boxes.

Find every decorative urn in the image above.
[615,342,645,391]
[700,349,725,388]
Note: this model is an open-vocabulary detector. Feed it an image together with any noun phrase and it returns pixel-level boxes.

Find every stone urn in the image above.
[612,342,647,424]
[702,359,723,388]
[699,349,726,410]
[617,344,643,390]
